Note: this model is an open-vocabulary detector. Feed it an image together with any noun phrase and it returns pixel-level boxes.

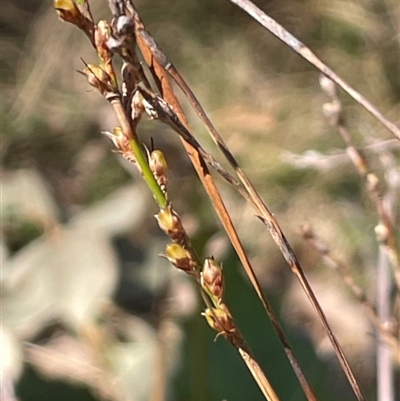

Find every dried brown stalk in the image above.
[54,0,394,399]
[130,10,280,401]
[55,1,282,399]
[300,223,400,362]
[129,4,318,400]
[131,6,362,401]
[226,0,400,141]
[118,2,364,400]
[320,75,400,293]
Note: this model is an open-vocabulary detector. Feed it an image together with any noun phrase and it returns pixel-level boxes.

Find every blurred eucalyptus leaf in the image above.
[72,184,150,236]
[105,313,183,401]
[1,169,60,229]
[2,225,118,337]
[25,334,126,401]
[2,180,151,337]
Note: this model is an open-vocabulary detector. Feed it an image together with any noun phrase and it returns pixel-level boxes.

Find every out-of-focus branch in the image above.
[226,0,400,140]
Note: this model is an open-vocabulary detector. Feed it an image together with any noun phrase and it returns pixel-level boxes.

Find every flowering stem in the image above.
[128,138,167,208]
[110,99,167,209]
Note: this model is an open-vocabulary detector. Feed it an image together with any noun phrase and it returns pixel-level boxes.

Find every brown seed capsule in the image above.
[202,304,235,335]
[201,257,224,303]
[165,243,193,272]
[102,127,138,167]
[156,206,185,243]
[130,90,145,123]
[54,0,81,23]
[149,150,168,191]
[82,64,114,95]
[95,20,113,61]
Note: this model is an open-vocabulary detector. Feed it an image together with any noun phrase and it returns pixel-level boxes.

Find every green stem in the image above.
[129,138,168,208]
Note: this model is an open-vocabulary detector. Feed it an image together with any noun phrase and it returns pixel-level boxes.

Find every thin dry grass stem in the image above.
[149,319,168,401]
[319,75,400,392]
[167,52,320,401]
[134,5,365,400]
[238,348,280,401]
[55,1,280,399]
[320,76,400,293]
[115,1,365,399]
[227,0,400,141]
[376,250,395,401]
[253,215,367,401]
[158,15,362,401]
[131,11,281,401]
[378,151,400,323]
[129,4,318,400]
[200,268,280,401]
[300,223,400,363]
[135,85,245,193]
[377,150,399,222]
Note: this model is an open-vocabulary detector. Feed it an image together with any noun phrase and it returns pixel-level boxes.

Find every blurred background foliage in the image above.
[1,0,399,400]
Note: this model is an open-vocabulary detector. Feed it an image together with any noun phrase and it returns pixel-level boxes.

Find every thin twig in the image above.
[130,6,320,400]
[238,348,280,401]
[131,3,366,400]
[320,76,400,293]
[162,18,364,401]
[226,0,400,141]
[377,251,395,401]
[300,223,399,359]
[127,5,280,400]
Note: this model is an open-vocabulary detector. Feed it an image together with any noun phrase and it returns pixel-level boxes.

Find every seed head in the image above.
[201,257,224,303]
[95,20,113,61]
[150,150,168,191]
[164,243,194,272]
[156,206,185,243]
[202,304,235,336]
[82,64,114,95]
[54,0,81,23]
